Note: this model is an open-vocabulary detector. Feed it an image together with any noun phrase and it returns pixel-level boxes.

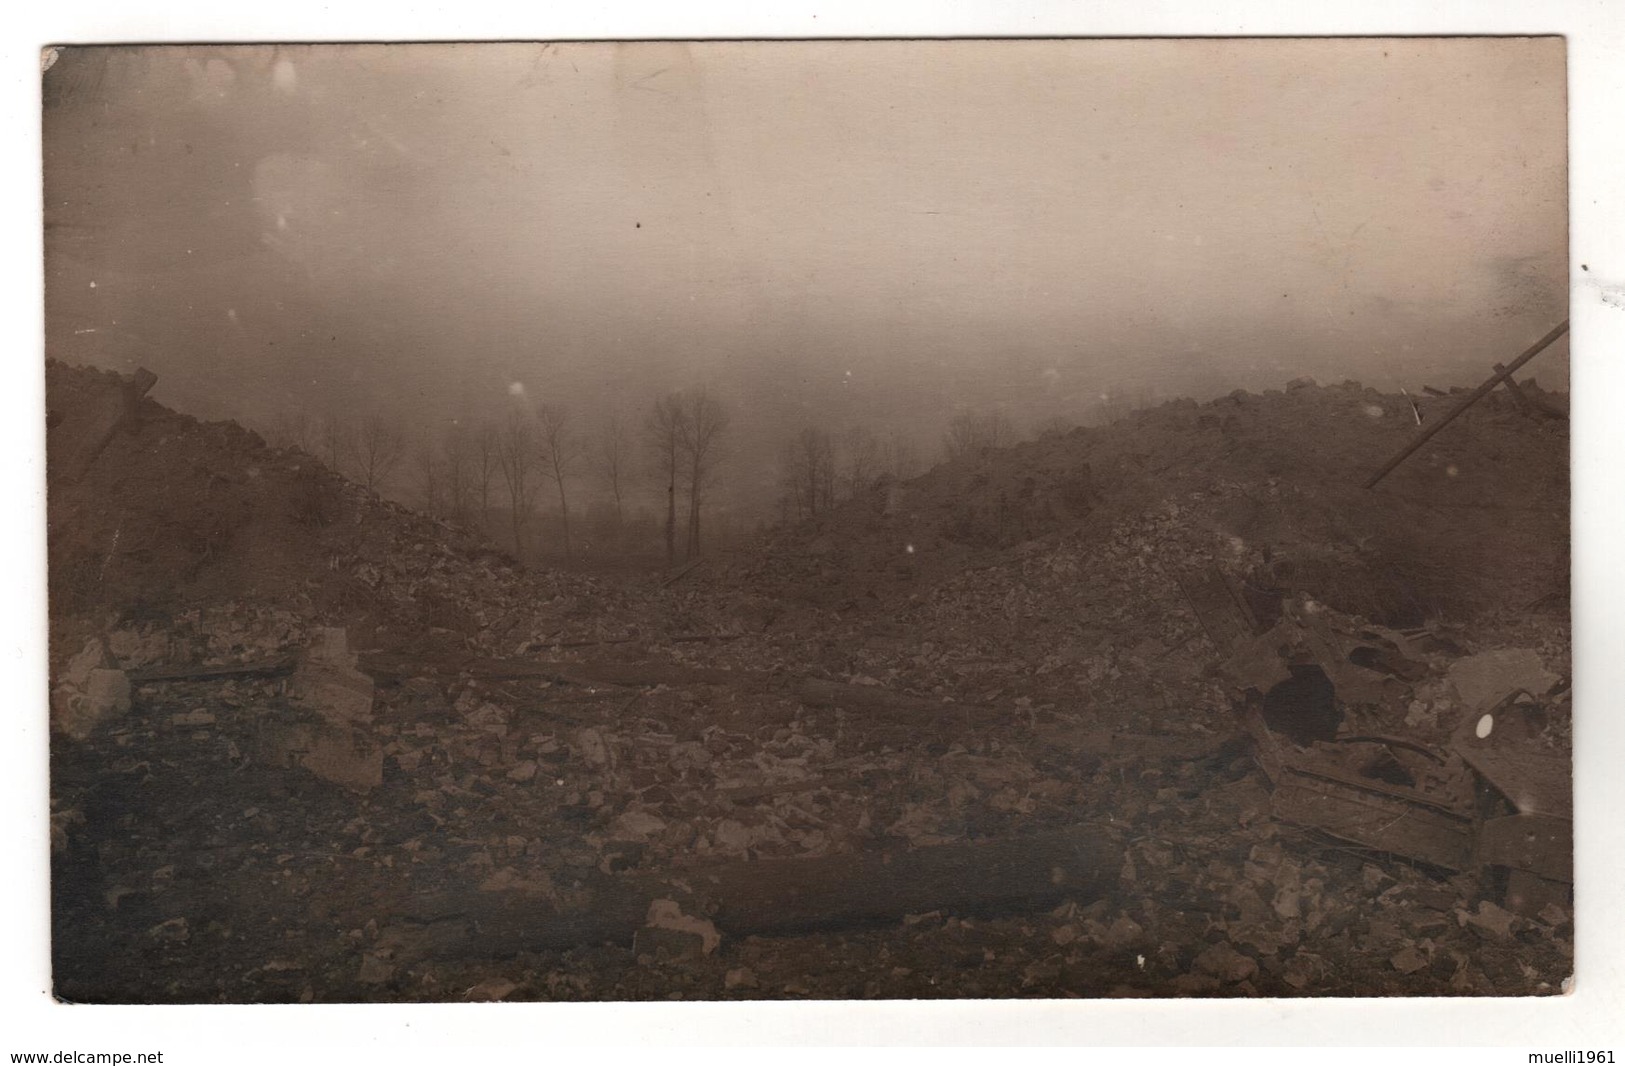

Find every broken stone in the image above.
[644,898,721,956]
[357,952,395,985]
[1458,900,1521,942]
[64,639,111,686]
[711,818,758,853]
[574,727,612,768]
[263,721,384,792]
[1447,649,1557,710]
[1193,942,1258,983]
[463,701,509,733]
[1169,972,1222,994]
[290,628,375,725]
[147,917,189,943]
[465,977,518,1001]
[398,677,449,715]
[1280,954,1317,990]
[1083,914,1144,953]
[1390,946,1428,974]
[52,646,132,741]
[506,760,538,783]
[609,809,666,842]
[724,966,759,991]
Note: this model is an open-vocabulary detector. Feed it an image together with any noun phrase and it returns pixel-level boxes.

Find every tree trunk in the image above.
[553,470,572,562]
[664,473,676,564]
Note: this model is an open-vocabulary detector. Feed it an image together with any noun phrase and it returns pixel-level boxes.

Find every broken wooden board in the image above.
[358,651,735,689]
[1176,567,1258,652]
[127,657,295,684]
[398,825,1117,958]
[1451,699,1571,819]
[1034,724,1229,761]
[1247,706,1476,871]
[1479,813,1571,884]
[1269,769,1477,871]
[48,366,158,485]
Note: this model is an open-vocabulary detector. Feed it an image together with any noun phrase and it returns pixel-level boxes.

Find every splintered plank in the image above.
[400,825,1117,958]
[1176,567,1259,652]
[127,657,296,683]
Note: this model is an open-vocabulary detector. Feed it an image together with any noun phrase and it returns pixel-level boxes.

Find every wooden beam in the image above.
[400,825,1117,957]
[1363,320,1569,489]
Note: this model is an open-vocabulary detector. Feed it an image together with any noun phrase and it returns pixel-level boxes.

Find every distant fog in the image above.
[44,39,1568,517]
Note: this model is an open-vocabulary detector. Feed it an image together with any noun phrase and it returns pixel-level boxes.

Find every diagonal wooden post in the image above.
[1363,319,1569,490]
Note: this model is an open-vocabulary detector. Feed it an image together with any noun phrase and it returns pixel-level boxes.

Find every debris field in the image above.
[47,360,1572,1002]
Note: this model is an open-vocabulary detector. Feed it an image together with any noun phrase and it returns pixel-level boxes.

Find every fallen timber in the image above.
[1363,319,1569,489]
[397,825,1118,958]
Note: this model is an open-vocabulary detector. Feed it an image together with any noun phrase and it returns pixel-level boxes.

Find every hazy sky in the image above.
[43,39,1567,498]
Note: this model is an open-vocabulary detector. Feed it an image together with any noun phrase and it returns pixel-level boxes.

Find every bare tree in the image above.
[1091,385,1158,426]
[594,411,632,529]
[645,393,687,565]
[839,426,881,501]
[779,426,836,522]
[441,423,473,525]
[268,410,314,454]
[349,412,406,494]
[318,415,352,477]
[881,431,923,481]
[1033,415,1077,441]
[413,439,443,516]
[942,409,1017,463]
[677,388,730,559]
[496,409,536,556]
[537,403,582,561]
[473,421,499,532]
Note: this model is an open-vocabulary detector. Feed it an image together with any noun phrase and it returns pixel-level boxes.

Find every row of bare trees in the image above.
[646,389,730,562]
[776,426,923,523]
[269,388,732,566]
[270,411,408,494]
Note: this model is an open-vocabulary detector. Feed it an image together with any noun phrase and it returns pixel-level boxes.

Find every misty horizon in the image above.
[43,39,1568,518]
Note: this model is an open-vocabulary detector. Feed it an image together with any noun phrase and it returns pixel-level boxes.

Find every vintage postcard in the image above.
[42,38,1571,1007]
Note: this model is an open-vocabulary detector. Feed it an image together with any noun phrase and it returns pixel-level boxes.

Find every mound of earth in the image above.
[44,360,1572,1004]
[44,360,734,676]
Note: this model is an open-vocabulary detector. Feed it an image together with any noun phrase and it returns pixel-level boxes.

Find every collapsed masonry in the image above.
[46,353,1572,999]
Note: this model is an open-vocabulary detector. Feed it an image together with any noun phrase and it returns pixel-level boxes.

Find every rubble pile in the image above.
[47,360,1572,1002]
[46,360,736,673]
[728,379,1567,627]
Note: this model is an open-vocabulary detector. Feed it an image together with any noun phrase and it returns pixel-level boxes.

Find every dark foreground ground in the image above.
[47,361,1573,1001]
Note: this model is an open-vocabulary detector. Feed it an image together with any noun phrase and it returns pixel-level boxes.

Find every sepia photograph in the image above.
[41,37,1576,1007]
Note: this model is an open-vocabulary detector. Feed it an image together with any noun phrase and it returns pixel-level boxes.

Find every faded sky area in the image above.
[42,39,1568,502]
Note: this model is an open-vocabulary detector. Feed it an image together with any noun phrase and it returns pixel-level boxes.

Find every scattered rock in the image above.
[1193,942,1258,983]
[1169,972,1222,994]
[1447,649,1557,710]
[465,977,518,1001]
[1458,901,1521,942]
[357,953,395,985]
[147,917,189,943]
[610,809,667,843]
[290,628,376,725]
[644,898,721,956]
[1390,946,1428,974]
[52,641,132,740]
